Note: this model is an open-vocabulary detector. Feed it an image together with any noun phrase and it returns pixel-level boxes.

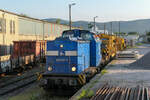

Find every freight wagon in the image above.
[0,55,11,73]
[0,40,46,74]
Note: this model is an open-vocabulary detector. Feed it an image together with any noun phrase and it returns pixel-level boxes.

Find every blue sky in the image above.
[0,0,150,22]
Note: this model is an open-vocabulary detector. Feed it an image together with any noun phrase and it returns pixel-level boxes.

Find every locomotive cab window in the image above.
[81,33,93,40]
[62,30,74,38]
[80,30,93,40]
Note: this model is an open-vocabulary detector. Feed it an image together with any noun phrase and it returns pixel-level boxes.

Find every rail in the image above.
[0,71,44,96]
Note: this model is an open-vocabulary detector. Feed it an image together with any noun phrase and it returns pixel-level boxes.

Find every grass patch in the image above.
[132,46,137,48]
[77,89,87,100]
[77,79,99,100]
[77,69,108,100]
[29,94,37,100]
[136,43,143,46]
[101,69,108,75]
[7,87,43,100]
[77,89,94,100]
[126,45,137,49]
[86,90,94,98]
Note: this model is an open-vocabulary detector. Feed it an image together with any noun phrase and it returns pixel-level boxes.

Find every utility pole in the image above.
[93,16,98,32]
[119,21,120,33]
[69,3,76,30]
[119,21,120,36]
[2,12,6,55]
[43,23,45,41]
[110,22,113,35]
[104,23,106,34]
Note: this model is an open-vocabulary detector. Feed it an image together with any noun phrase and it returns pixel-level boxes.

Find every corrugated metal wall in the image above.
[44,23,51,35]
[18,18,43,35]
[18,17,71,38]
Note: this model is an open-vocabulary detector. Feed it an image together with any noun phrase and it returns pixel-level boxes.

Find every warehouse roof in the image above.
[0,9,80,28]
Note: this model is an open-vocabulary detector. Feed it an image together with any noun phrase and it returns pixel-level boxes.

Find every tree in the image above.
[88,22,94,29]
[114,32,127,36]
[146,32,150,36]
[20,13,28,17]
[128,32,139,35]
[56,19,61,24]
[146,32,150,42]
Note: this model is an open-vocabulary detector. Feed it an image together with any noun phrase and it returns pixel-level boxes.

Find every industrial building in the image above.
[0,9,79,56]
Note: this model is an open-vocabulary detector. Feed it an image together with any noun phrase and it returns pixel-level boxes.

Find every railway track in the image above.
[91,85,150,100]
[0,71,43,96]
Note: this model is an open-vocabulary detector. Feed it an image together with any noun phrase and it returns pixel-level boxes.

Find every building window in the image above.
[10,20,12,34]
[10,20,15,34]
[0,18,6,33]
[13,21,15,34]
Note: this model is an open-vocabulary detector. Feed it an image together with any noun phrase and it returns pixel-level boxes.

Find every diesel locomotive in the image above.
[42,29,102,89]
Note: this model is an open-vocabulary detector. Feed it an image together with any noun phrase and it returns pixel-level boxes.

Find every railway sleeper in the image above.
[91,86,150,100]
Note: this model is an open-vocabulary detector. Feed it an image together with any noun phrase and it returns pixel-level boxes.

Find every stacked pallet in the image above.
[116,50,139,59]
[91,85,150,100]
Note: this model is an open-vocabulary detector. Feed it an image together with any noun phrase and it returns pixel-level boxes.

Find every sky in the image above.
[0,0,150,22]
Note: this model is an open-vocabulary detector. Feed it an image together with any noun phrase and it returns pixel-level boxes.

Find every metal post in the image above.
[2,12,6,55]
[104,23,106,34]
[34,23,37,40]
[94,17,95,32]
[119,21,120,36]
[110,22,113,35]
[43,23,45,40]
[69,5,71,30]
[93,16,98,32]
[69,3,76,30]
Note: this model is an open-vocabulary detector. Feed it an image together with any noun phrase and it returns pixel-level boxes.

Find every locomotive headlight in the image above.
[72,67,76,72]
[60,44,63,48]
[48,67,52,71]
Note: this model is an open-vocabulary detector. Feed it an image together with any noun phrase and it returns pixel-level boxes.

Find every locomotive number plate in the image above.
[56,58,68,62]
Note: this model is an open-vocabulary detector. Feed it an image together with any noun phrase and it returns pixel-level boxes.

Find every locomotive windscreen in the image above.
[62,30,95,41]
[62,30,74,38]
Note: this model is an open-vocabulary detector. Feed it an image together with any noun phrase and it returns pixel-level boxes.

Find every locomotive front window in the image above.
[80,30,94,40]
[62,31,74,38]
[81,33,93,40]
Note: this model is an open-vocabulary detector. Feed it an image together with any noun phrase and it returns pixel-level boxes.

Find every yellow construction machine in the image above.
[96,33,117,64]
[115,36,126,51]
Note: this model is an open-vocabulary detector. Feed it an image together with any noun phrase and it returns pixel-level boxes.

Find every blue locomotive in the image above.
[42,29,102,88]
